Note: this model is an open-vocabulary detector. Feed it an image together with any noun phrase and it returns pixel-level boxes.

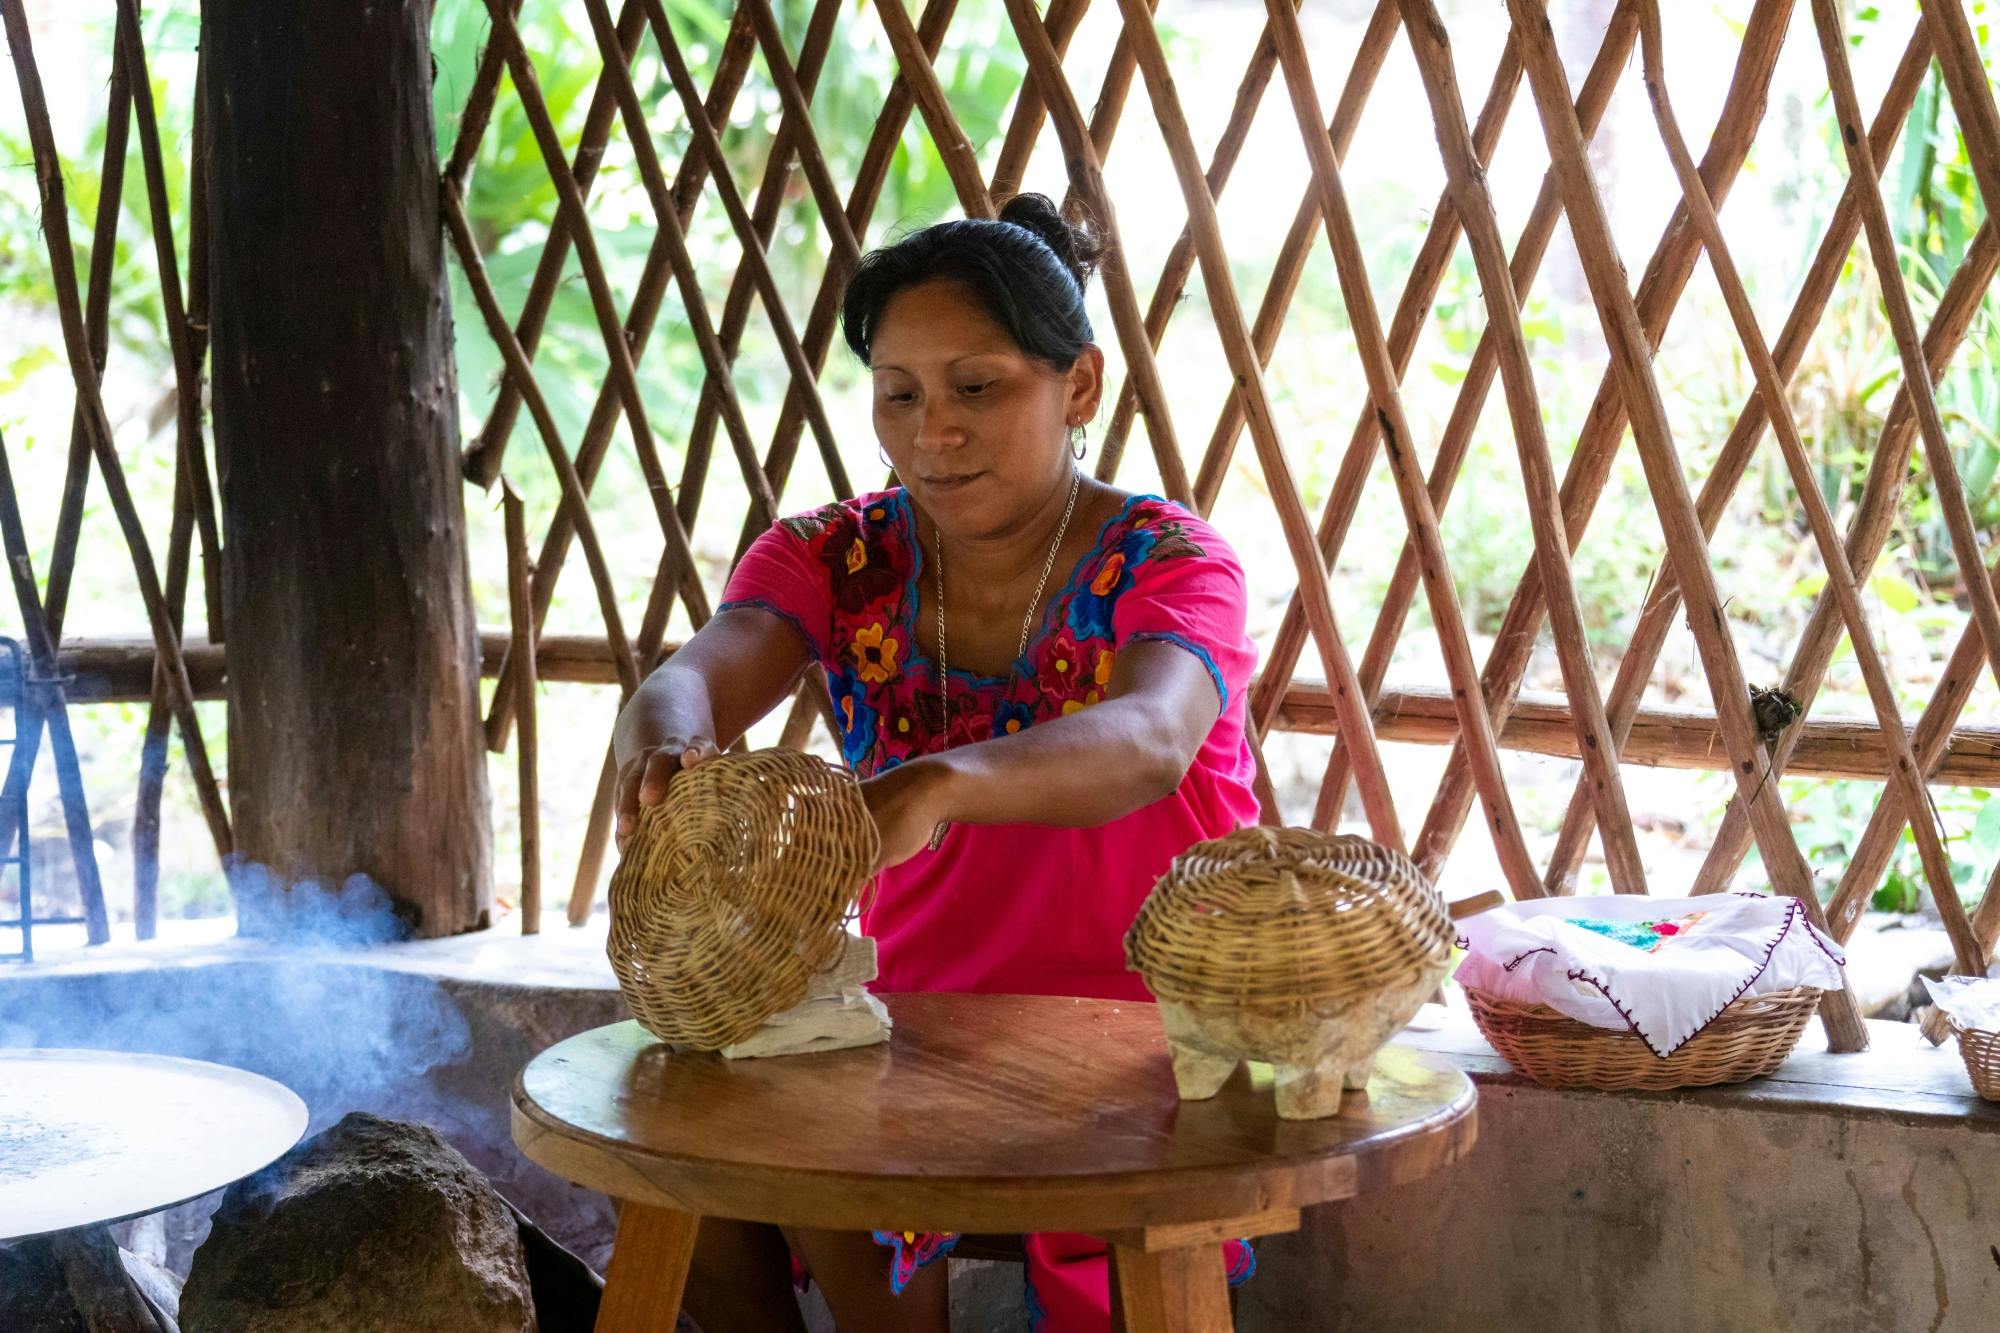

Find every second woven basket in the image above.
[1125,827,1452,1119]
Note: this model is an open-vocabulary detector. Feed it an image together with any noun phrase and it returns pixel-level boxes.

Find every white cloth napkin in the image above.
[1922,974,2000,1031]
[1455,893,1846,1058]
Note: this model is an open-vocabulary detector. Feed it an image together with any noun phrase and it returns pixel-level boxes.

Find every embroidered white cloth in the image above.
[1455,893,1846,1058]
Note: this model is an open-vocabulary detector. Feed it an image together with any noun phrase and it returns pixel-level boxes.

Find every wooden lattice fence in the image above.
[5,0,2000,1052]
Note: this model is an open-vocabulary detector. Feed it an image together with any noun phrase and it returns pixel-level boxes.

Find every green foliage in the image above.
[1753,777,1996,917]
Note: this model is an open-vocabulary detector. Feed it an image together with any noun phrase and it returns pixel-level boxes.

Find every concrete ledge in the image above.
[5,934,1996,1331]
[1243,1009,2000,1333]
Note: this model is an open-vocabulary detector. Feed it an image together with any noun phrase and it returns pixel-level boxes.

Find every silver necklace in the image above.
[926,468,1084,850]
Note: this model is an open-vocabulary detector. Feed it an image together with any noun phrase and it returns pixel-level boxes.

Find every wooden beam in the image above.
[31,638,2000,789]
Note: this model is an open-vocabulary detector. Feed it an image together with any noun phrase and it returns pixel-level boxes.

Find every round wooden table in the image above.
[514,993,1476,1332]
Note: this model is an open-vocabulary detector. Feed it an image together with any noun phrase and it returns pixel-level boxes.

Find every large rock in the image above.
[0,1236,88,1333]
[0,1230,181,1332]
[180,1112,536,1333]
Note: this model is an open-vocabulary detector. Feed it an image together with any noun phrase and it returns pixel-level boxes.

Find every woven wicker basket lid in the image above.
[606,748,880,1050]
[1125,827,1452,1007]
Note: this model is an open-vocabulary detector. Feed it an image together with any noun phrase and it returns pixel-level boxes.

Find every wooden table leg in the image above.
[595,1202,701,1333]
[1112,1241,1233,1333]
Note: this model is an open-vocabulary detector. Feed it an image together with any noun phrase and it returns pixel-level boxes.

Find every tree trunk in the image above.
[206,0,492,936]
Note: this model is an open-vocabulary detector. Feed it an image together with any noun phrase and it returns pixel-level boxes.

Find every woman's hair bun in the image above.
[998,192,1104,291]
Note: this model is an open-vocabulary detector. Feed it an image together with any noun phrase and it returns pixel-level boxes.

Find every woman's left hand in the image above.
[859,758,954,872]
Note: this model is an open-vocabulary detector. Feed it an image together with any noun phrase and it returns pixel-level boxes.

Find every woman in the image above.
[612,193,1261,1333]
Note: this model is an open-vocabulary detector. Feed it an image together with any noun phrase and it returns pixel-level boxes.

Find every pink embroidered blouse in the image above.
[720,487,1260,1001]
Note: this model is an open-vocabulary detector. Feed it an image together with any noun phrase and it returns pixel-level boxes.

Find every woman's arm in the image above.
[861,640,1223,867]
[612,608,813,843]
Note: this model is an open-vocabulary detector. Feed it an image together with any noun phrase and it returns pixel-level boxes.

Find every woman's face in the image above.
[868,279,1102,538]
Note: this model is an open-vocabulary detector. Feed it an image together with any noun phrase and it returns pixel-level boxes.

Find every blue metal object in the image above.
[0,636,82,963]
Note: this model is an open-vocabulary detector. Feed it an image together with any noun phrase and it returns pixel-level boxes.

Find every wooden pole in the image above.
[504,482,540,936]
[207,0,483,934]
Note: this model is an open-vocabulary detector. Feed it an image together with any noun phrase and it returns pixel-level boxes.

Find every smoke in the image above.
[0,867,624,1274]
[224,858,421,947]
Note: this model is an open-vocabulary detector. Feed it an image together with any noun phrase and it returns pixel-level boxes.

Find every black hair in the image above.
[841,193,1104,371]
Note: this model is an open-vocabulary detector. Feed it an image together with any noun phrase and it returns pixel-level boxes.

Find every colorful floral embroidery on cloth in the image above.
[747,490,1210,776]
[1571,911,1709,953]
[870,1229,961,1294]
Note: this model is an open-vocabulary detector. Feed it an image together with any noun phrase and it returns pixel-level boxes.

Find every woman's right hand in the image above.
[614,736,721,851]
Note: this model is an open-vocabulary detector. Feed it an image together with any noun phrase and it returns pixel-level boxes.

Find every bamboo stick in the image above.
[114,0,223,642]
[990,0,1090,194]
[1,0,232,862]
[1264,0,1539,897]
[1406,0,1790,878]
[647,0,852,502]
[1249,7,1541,742]
[1636,0,1978,972]
[41,28,131,642]
[741,0,867,260]
[475,0,715,629]
[441,183,642,703]
[1398,0,1645,896]
[119,0,216,936]
[1000,0,1191,506]
[504,482,541,935]
[569,545,687,925]
[1093,0,1328,488]
[1824,555,2000,945]
[40,637,2000,785]
[1504,0,1866,1050]
[568,0,965,921]
[0,24,134,867]
[872,0,995,217]
[1085,0,1403,848]
[721,0,960,574]
[1693,220,1999,894]
[1923,2,2000,289]
[1553,23,1938,889]
[444,0,527,189]
[660,0,840,540]
[482,1,791,750]
[1812,0,2000,702]
[1294,7,1639,828]
[1187,1,1404,512]
[571,0,787,537]
[671,0,849,540]
[460,0,652,489]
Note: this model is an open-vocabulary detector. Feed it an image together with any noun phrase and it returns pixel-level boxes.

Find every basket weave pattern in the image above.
[1126,827,1453,1008]
[1464,985,1820,1092]
[607,749,879,1051]
[1953,1024,2000,1102]
[1126,828,1453,1118]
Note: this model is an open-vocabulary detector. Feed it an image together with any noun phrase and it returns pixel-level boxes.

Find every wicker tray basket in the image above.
[1463,985,1821,1092]
[607,748,878,1051]
[1951,1023,2000,1102]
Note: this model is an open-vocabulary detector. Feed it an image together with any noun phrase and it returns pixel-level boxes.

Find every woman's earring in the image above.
[879,444,894,471]
[1069,425,1087,461]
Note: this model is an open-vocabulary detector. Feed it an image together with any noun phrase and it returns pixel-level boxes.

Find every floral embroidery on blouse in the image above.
[730,490,1207,778]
